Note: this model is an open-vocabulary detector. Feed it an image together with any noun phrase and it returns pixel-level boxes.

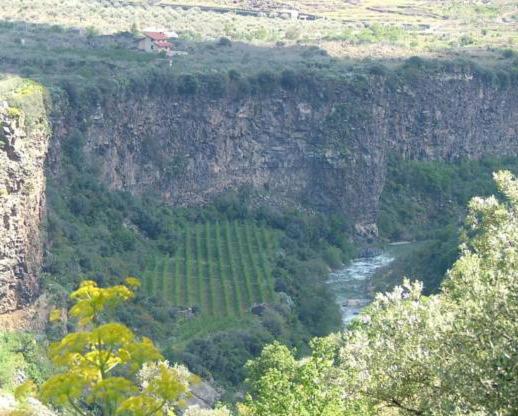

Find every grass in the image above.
[0,76,48,130]
[142,220,278,317]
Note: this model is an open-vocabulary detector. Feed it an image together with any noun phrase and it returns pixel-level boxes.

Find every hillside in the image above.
[2,0,516,59]
[0,0,516,89]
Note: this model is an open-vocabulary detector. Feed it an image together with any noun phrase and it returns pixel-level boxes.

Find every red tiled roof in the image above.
[154,40,173,48]
[144,31,168,41]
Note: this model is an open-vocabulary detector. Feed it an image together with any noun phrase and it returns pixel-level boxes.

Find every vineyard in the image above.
[142,221,278,316]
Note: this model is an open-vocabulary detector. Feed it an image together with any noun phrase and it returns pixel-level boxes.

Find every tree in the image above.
[242,171,518,415]
[440,170,518,413]
[339,280,452,415]
[30,278,198,416]
[338,170,518,415]
[130,23,139,36]
[238,338,370,416]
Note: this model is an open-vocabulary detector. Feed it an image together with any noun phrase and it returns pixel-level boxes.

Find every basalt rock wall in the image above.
[1,70,517,315]
[49,72,517,238]
[0,90,49,314]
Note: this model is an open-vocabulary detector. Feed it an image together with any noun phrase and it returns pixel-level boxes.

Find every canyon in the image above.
[1,70,518,314]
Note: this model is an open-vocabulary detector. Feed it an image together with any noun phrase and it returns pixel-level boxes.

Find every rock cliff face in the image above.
[50,72,518,238]
[0,93,50,314]
[2,71,517,315]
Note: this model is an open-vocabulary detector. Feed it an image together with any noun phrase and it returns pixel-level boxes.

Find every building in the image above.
[278,9,299,19]
[137,31,178,55]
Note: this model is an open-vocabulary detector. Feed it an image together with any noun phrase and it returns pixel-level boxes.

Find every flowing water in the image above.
[328,252,395,325]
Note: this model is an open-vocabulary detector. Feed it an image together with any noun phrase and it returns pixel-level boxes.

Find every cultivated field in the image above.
[142,221,278,316]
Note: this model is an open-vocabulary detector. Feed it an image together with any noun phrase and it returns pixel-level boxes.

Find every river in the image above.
[327,251,396,325]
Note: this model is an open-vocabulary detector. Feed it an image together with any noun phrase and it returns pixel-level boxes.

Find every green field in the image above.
[142,221,278,316]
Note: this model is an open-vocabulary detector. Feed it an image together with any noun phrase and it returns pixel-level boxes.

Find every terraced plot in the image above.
[142,221,278,316]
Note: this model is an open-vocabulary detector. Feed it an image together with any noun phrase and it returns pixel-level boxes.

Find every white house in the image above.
[137,30,178,55]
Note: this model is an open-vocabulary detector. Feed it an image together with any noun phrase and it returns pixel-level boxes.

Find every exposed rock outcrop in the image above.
[186,381,221,410]
[1,70,517,315]
[0,90,50,315]
[50,72,518,236]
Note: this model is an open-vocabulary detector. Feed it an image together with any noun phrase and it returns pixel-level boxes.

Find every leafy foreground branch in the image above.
[14,171,518,415]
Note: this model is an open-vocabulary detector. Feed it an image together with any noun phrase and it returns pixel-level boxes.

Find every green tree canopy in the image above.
[241,171,518,416]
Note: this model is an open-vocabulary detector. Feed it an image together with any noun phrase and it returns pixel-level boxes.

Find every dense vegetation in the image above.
[0,333,50,391]
[376,155,518,294]
[1,1,517,412]
[35,139,518,410]
[11,172,518,415]
[42,126,353,388]
[16,278,216,416]
[238,171,518,415]
[2,76,515,394]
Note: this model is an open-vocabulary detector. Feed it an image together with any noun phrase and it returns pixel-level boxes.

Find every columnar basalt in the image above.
[50,72,518,238]
[2,70,517,314]
[0,95,49,314]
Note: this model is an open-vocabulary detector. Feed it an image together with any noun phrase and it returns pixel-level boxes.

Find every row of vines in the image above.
[142,221,278,316]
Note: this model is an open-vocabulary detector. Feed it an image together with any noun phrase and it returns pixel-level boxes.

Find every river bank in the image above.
[327,243,414,324]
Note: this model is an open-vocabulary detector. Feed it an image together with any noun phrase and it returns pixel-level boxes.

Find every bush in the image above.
[226,69,240,81]
[206,74,227,98]
[323,246,343,269]
[367,63,388,76]
[173,329,273,386]
[178,74,199,95]
[460,35,474,46]
[0,332,50,390]
[86,26,98,38]
[405,56,425,69]
[255,71,277,93]
[502,49,515,59]
[496,70,510,88]
[217,37,232,47]
[280,69,298,90]
[20,66,36,76]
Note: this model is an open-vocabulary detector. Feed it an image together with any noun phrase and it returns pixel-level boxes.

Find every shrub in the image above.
[228,69,241,81]
[206,74,227,98]
[496,70,510,88]
[280,69,297,90]
[236,78,251,96]
[20,66,36,76]
[33,280,195,416]
[178,74,199,95]
[85,26,99,38]
[405,56,425,69]
[367,63,388,76]
[460,35,474,46]
[60,80,80,107]
[323,246,343,269]
[217,37,232,47]
[0,332,50,390]
[49,24,64,33]
[255,71,277,92]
